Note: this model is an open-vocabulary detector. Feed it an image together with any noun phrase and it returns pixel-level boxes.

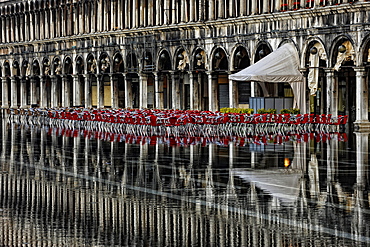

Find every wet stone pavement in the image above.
[0,115,369,246]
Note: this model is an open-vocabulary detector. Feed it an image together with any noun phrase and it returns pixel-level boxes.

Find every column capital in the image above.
[353,66,367,73]
[323,68,336,75]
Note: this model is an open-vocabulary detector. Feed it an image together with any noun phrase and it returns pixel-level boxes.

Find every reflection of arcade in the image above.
[0,116,368,246]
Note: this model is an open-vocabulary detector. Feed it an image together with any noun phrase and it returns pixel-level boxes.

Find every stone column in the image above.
[154,72,164,109]
[229,78,238,108]
[10,77,18,108]
[97,1,102,31]
[83,74,92,108]
[1,77,9,108]
[171,0,176,23]
[263,0,269,13]
[189,0,195,22]
[325,68,337,117]
[50,75,58,107]
[181,0,187,22]
[49,9,54,37]
[124,74,133,108]
[275,0,282,12]
[111,74,119,109]
[39,76,47,108]
[62,75,70,107]
[97,75,104,108]
[139,73,148,109]
[209,0,215,20]
[30,76,38,106]
[171,72,180,109]
[218,0,225,18]
[354,67,369,124]
[251,0,257,14]
[72,74,81,106]
[20,77,28,108]
[189,71,199,110]
[207,72,218,112]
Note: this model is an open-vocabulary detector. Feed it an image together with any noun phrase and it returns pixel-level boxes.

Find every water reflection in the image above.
[0,114,369,246]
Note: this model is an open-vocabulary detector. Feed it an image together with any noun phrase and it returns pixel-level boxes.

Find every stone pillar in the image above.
[325,69,337,117]
[97,75,104,108]
[125,74,133,108]
[218,0,225,18]
[181,0,187,22]
[209,0,215,20]
[30,76,38,106]
[207,72,218,112]
[251,0,257,14]
[111,74,119,109]
[20,77,28,108]
[189,71,199,110]
[229,79,238,108]
[171,72,180,109]
[0,77,7,109]
[39,76,48,108]
[139,73,148,109]
[10,77,18,108]
[154,72,164,109]
[275,0,281,12]
[72,74,81,106]
[62,75,70,107]
[189,0,195,22]
[97,1,102,31]
[50,75,58,108]
[30,12,35,41]
[263,0,269,13]
[171,0,176,23]
[354,67,369,124]
[83,74,92,108]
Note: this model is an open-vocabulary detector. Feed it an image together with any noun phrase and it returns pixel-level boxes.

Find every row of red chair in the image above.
[45,108,348,127]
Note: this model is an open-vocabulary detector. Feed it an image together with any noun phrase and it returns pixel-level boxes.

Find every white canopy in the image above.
[229,43,306,112]
[229,43,303,82]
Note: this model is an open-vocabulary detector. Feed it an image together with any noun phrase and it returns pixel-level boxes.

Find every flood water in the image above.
[0,113,369,246]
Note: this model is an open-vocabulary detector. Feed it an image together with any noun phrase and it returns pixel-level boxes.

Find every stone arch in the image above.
[254,41,273,63]
[52,56,62,75]
[112,52,124,73]
[12,60,20,77]
[63,56,73,75]
[211,46,228,71]
[331,35,357,125]
[99,52,111,74]
[230,44,250,71]
[359,33,370,67]
[330,35,357,69]
[157,49,172,71]
[75,55,84,74]
[42,57,50,76]
[192,47,207,71]
[174,46,190,71]
[142,50,154,72]
[126,51,138,73]
[86,54,97,74]
[3,60,11,77]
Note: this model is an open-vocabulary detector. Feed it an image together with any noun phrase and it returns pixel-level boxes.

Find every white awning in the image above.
[229,43,306,112]
[229,43,303,83]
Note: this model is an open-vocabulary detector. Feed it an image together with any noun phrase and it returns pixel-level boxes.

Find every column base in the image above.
[1,105,9,109]
[10,105,19,109]
[354,121,370,132]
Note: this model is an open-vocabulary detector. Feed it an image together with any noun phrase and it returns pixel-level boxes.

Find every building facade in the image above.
[0,0,369,127]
